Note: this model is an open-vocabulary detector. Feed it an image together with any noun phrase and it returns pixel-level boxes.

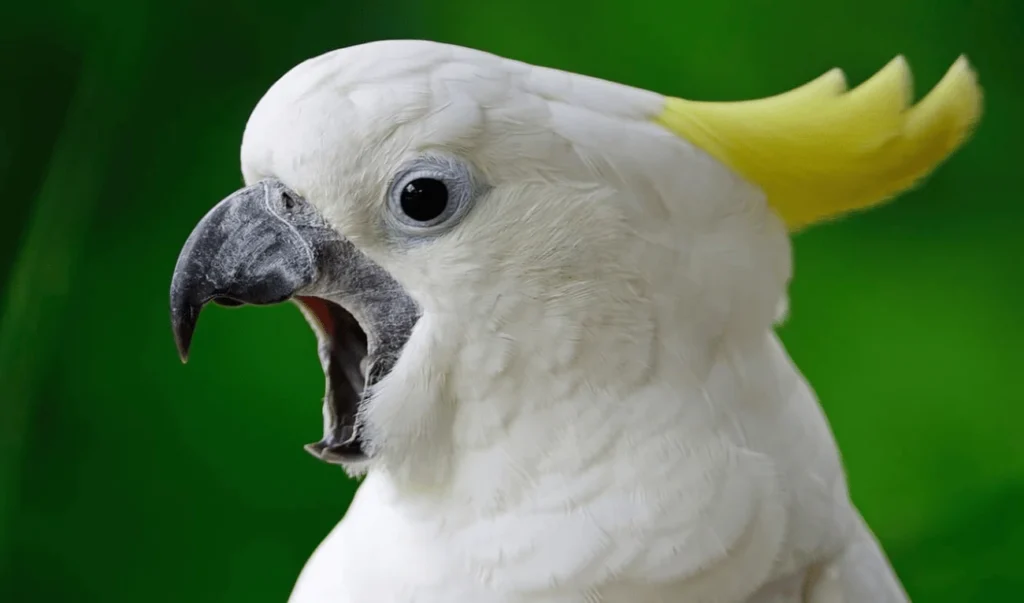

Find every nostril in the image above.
[282,191,296,210]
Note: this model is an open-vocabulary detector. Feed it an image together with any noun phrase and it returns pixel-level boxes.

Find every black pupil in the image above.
[400,178,448,222]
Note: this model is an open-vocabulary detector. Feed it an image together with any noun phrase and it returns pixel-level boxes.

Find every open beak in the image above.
[169,179,419,464]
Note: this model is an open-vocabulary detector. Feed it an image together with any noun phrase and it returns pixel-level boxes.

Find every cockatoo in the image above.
[169,40,981,603]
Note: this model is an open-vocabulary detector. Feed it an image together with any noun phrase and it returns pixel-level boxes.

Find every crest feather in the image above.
[654,55,982,230]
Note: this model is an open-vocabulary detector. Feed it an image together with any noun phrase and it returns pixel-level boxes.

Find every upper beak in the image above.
[170,179,323,362]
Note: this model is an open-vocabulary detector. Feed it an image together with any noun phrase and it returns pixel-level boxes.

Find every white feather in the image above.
[237,39,907,603]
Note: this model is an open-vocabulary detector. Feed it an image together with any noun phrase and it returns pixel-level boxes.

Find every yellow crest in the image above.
[654,56,982,230]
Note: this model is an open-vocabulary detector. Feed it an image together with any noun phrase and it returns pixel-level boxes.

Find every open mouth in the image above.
[170,178,422,466]
[293,296,369,463]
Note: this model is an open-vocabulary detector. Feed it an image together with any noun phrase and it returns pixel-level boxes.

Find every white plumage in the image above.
[228,40,980,602]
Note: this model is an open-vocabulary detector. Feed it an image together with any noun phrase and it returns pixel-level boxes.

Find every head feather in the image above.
[654,55,983,230]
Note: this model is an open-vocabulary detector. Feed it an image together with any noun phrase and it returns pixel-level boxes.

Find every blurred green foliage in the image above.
[1,0,1021,601]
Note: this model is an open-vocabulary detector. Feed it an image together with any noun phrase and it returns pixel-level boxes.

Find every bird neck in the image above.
[370,324,790,518]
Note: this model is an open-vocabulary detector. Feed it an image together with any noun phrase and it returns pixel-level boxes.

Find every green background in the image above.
[1,0,1020,600]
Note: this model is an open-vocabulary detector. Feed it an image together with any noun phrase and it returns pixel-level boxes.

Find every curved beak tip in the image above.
[173,330,192,364]
[171,303,199,365]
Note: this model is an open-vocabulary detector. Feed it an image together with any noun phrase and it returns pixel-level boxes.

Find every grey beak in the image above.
[170,180,322,362]
[169,178,421,464]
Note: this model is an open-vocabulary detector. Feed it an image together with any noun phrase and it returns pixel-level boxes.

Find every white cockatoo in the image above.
[170,40,981,603]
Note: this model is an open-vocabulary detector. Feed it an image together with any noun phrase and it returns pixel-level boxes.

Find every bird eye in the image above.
[399,178,449,223]
[385,154,486,236]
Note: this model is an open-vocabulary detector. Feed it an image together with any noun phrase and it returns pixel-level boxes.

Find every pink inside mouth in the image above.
[296,295,336,335]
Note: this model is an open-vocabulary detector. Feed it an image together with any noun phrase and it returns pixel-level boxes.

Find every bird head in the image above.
[170,40,980,480]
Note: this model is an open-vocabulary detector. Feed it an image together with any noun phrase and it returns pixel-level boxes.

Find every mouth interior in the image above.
[294,295,369,461]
